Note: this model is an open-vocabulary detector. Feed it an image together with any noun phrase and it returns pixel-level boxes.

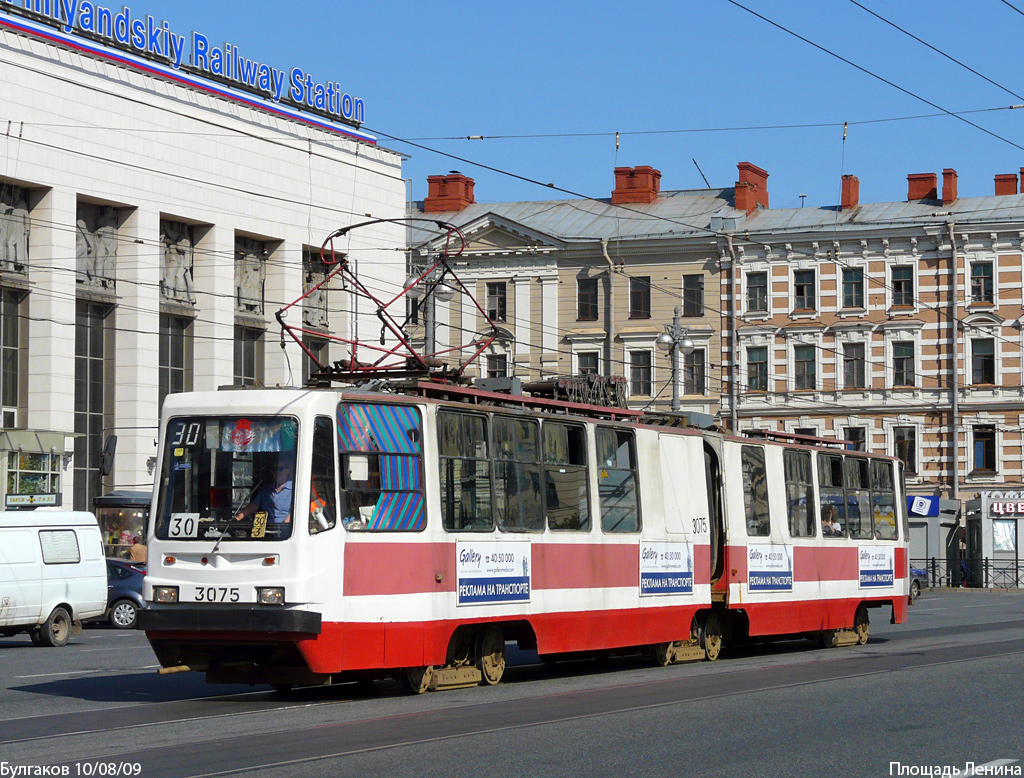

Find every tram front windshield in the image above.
[155,416,299,542]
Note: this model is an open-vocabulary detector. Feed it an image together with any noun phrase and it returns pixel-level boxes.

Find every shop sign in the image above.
[6,493,61,508]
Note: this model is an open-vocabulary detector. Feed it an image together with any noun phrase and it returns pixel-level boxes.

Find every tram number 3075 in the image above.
[194,587,240,603]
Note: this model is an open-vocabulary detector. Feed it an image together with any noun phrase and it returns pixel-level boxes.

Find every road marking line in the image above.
[15,665,160,679]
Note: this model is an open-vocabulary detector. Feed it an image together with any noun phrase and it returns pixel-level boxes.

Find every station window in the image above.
[493,416,543,532]
[742,445,770,536]
[596,428,640,533]
[784,449,814,537]
[542,421,590,531]
[438,410,492,532]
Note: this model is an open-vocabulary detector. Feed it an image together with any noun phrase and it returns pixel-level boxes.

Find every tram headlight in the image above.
[257,587,284,605]
[153,586,179,603]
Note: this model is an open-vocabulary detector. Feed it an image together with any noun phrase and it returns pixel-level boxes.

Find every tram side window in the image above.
[493,416,544,532]
[819,454,846,538]
[742,445,770,536]
[784,449,814,537]
[309,416,337,535]
[597,428,641,533]
[438,410,492,532]
[871,460,898,539]
[844,457,872,539]
[543,421,590,531]
[338,404,425,532]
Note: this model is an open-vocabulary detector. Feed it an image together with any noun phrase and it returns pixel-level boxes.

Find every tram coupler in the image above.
[833,629,861,647]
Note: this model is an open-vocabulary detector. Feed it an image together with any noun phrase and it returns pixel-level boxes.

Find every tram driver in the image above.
[235,459,294,537]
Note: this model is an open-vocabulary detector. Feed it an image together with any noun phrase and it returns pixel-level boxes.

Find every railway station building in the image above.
[0,3,405,514]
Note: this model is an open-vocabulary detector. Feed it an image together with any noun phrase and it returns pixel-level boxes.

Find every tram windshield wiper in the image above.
[211,480,262,554]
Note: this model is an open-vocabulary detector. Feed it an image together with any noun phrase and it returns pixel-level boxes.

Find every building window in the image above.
[844,427,867,452]
[973,425,996,472]
[629,350,652,396]
[577,278,598,321]
[486,282,507,322]
[893,341,915,386]
[794,427,816,438]
[7,451,62,502]
[894,426,916,474]
[972,338,995,385]
[577,351,599,375]
[794,344,816,390]
[159,315,192,409]
[892,266,914,307]
[74,301,112,511]
[486,353,507,378]
[302,336,328,385]
[970,262,993,304]
[793,269,816,311]
[842,268,864,309]
[843,342,866,388]
[748,346,768,392]
[683,349,705,395]
[629,276,651,319]
[993,520,1016,552]
[747,271,768,313]
[682,274,704,316]
[1,289,22,428]
[233,326,264,387]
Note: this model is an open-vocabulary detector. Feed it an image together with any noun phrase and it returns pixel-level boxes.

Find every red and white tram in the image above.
[141,382,909,691]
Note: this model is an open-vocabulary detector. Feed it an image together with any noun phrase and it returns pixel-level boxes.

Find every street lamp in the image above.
[406,268,455,353]
[656,305,695,411]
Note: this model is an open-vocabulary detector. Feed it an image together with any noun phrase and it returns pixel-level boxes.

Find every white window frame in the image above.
[886,261,919,314]
[967,255,997,307]
[743,265,771,318]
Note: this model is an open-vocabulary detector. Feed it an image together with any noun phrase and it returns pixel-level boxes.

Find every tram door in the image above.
[704,441,725,585]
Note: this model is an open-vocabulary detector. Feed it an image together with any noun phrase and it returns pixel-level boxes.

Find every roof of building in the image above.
[407,189,1024,250]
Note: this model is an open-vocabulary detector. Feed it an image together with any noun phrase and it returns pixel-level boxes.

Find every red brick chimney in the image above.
[942,168,958,205]
[907,173,937,201]
[995,174,1018,196]
[611,166,661,204]
[841,174,860,210]
[734,162,769,214]
[423,171,475,213]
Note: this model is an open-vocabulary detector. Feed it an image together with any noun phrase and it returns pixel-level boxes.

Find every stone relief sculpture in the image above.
[303,252,329,330]
[235,237,266,315]
[160,220,195,304]
[0,186,30,272]
[76,205,117,289]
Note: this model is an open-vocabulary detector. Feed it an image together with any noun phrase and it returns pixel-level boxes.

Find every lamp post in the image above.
[405,267,455,354]
[656,305,695,411]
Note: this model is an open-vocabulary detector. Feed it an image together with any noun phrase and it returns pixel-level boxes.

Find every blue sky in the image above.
[152,1,1024,210]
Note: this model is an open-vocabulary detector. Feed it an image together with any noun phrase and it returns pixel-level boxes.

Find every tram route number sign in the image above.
[747,544,794,592]
[456,541,531,606]
[640,541,694,596]
[859,545,895,588]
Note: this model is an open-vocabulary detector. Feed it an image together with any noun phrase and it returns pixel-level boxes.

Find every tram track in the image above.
[10,633,1023,778]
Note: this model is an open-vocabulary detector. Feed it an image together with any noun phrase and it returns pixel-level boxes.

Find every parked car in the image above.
[0,510,107,646]
[102,558,146,629]
[910,565,928,602]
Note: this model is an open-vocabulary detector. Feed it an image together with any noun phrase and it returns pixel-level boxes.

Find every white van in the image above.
[0,511,106,647]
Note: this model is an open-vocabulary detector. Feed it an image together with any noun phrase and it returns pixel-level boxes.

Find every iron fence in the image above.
[910,557,1023,589]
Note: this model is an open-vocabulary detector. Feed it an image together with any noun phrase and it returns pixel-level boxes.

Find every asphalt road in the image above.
[1,589,1022,778]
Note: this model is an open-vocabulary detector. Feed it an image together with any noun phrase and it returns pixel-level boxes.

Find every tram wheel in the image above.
[402,666,434,694]
[699,613,723,661]
[853,605,870,645]
[476,626,506,686]
[815,630,838,649]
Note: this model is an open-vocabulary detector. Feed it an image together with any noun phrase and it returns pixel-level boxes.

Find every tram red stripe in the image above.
[343,542,715,596]
[726,544,909,584]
